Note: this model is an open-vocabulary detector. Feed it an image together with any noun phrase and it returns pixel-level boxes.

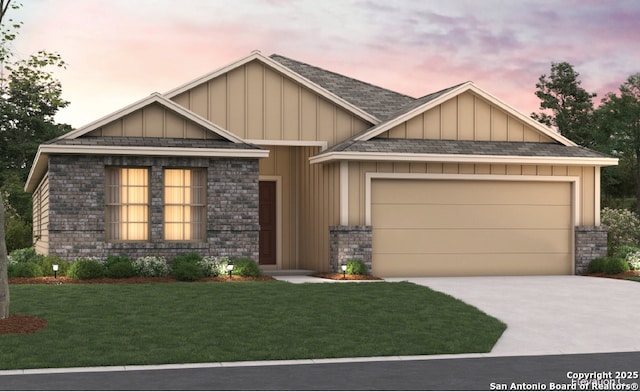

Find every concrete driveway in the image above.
[385,275,640,356]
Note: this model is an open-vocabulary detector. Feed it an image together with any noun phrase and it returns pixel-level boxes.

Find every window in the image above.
[164,168,206,241]
[105,167,149,241]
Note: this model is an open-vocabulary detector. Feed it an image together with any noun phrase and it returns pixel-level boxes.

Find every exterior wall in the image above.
[329,226,372,273]
[170,60,371,146]
[377,91,555,143]
[347,161,599,228]
[84,103,219,139]
[32,173,49,255]
[575,226,608,274]
[45,154,259,261]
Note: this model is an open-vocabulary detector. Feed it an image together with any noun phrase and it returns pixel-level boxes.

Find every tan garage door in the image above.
[371,179,573,277]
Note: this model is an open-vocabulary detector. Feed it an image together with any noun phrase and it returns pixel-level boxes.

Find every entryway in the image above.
[259,181,277,265]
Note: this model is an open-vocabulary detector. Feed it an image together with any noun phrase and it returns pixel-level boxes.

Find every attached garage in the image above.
[371,178,574,277]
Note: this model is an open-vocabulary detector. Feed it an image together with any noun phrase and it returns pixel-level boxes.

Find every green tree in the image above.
[531,62,598,148]
[0,0,70,251]
[596,73,640,214]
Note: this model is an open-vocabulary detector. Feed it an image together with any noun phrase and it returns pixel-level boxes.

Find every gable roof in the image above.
[269,54,416,121]
[163,51,379,124]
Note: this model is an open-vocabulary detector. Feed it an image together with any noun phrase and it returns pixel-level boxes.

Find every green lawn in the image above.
[1,281,506,370]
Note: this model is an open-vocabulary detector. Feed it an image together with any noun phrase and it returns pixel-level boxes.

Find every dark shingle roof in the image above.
[49,137,264,150]
[329,138,611,159]
[270,54,416,121]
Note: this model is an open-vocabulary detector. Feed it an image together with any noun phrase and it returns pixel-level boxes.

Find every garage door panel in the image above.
[372,180,570,206]
[372,253,573,277]
[372,204,571,230]
[374,228,571,254]
[371,179,573,276]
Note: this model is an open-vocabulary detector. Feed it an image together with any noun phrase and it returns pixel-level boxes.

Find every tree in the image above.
[0,194,8,320]
[596,73,640,214]
[531,62,598,148]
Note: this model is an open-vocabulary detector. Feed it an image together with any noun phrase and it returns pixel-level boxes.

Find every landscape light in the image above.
[341,263,347,279]
[227,262,234,279]
[52,264,59,279]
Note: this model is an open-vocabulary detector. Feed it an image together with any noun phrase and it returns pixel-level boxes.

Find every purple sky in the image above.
[12,0,640,128]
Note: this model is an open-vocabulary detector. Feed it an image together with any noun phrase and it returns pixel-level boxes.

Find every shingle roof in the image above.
[49,137,265,150]
[329,138,611,159]
[269,54,416,121]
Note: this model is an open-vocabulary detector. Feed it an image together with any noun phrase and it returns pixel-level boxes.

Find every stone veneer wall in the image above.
[46,155,259,261]
[575,226,608,274]
[329,226,372,273]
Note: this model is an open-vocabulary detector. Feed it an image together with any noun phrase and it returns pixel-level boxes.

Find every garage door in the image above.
[371,179,573,277]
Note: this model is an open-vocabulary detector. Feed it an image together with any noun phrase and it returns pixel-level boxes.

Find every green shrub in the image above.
[625,251,640,270]
[198,256,230,277]
[39,255,69,277]
[601,207,640,255]
[171,253,202,270]
[345,259,368,275]
[604,257,630,275]
[173,262,205,281]
[5,218,32,253]
[10,262,43,278]
[105,261,136,279]
[230,258,261,277]
[68,258,105,280]
[104,255,132,269]
[9,247,38,264]
[132,256,171,277]
[587,257,608,273]
[615,244,640,259]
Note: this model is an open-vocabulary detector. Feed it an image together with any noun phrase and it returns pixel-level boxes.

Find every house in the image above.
[25,51,618,277]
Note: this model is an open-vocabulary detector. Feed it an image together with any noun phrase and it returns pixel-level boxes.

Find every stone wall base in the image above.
[575,226,608,274]
[329,226,372,273]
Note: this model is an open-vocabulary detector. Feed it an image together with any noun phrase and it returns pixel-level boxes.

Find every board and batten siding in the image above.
[377,91,554,143]
[170,60,371,147]
[32,173,50,255]
[347,162,598,227]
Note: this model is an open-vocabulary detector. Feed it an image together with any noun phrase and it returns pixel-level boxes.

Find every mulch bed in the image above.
[311,273,383,280]
[583,270,640,280]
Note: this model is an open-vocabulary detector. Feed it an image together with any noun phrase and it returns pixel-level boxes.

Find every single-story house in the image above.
[25,51,618,276]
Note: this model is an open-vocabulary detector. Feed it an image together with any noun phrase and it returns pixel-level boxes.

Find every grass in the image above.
[626,277,640,282]
[1,281,506,370]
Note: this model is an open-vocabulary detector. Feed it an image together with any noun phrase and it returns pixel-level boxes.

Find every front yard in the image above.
[0,281,506,370]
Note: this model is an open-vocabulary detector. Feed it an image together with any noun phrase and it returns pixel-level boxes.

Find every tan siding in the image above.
[246,61,265,139]
[458,92,475,140]
[282,78,300,139]
[441,98,458,139]
[33,174,49,255]
[209,76,228,128]
[475,98,492,140]
[190,83,209,119]
[228,67,246,137]
[144,104,165,137]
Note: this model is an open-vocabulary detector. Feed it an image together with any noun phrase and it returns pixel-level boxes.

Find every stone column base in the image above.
[329,226,372,273]
[575,226,608,274]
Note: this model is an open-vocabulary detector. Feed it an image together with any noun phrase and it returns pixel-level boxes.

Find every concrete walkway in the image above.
[385,275,640,356]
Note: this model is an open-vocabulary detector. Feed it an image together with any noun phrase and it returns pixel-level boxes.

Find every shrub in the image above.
[626,251,640,271]
[345,259,368,275]
[604,257,630,275]
[132,256,170,277]
[39,255,69,277]
[615,245,640,259]
[173,262,205,281]
[601,207,640,255]
[9,247,38,264]
[587,257,608,273]
[68,258,105,280]
[104,255,132,269]
[9,262,43,278]
[105,261,136,279]
[5,218,32,253]
[170,253,202,270]
[230,258,261,277]
[198,256,230,277]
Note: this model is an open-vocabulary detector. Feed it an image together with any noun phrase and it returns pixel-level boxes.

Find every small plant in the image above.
[38,255,68,277]
[9,262,43,278]
[587,257,607,273]
[198,256,230,277]
[132,256,171,277]
[173,262,205,281]
[345,259,368,275]
[626,251,640,271]
[615,245,640,259]
[8,247,42,264]
[104,255,132,269]
[170,253,202,269]
[68,258,105,280]
[230,258,261,277]
[604,257,630,275]
[105,261,136,279]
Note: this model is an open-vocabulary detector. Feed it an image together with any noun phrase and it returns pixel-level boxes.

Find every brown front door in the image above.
[259,181,277,265]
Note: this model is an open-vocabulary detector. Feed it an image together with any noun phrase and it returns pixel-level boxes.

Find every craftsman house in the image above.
[25,51,617,276]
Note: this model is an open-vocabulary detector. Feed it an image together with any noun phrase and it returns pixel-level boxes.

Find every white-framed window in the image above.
[164,168,206,241]
[105,167,149,241]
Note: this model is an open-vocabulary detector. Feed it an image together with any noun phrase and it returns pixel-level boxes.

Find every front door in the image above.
[259,181,277,265]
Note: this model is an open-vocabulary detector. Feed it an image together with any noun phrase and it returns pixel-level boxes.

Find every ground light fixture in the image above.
[52,264,59,279]
[341,263,347,279]
[226,262,234,279]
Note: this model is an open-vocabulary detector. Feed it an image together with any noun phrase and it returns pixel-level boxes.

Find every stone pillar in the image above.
[575,226,608,274]
[329,226,372,273]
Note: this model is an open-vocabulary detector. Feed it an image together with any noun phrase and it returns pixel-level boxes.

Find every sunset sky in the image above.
[11,0,640,128]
